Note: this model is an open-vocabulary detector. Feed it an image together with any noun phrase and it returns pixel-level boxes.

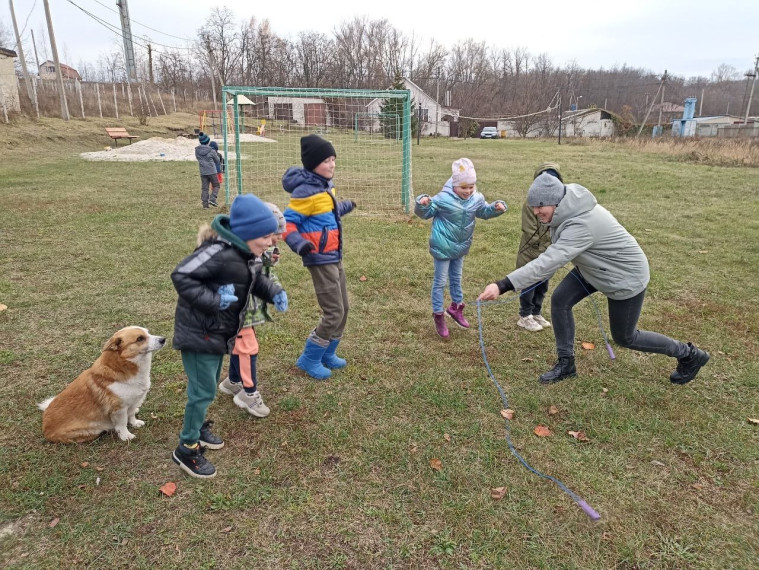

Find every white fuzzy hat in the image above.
[451,158,476,186]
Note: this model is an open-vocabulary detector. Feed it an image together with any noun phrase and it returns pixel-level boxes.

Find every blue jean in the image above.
[551,268,689,359]
[431,257,464,313]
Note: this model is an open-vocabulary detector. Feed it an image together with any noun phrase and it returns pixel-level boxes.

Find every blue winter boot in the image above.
[296,339,332,380]
[322,339,347,369]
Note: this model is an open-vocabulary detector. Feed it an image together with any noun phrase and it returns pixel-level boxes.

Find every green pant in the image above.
[179,351,224,445]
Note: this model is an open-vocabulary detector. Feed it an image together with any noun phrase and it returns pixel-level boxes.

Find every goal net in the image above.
[221,86,412,216]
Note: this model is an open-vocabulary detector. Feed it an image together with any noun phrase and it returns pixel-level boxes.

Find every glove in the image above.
[297,241,315,256]
[273,290,288,312]
[218,284,238,310]
[350,200,357,209]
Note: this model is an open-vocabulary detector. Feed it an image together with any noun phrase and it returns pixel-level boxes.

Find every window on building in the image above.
[420,108,429,122]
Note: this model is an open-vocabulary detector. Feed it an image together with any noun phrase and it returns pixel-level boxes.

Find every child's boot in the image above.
[322,338,347,369]
[446,302,470,328]
[296,338,332,380]
[433,313,449,338]
[172,443,216,479]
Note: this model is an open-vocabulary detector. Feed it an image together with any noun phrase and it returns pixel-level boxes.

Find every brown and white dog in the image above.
[38,326,166,443]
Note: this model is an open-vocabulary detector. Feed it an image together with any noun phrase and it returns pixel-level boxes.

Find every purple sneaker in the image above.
[446,303,470,328]
[433,312,449,338]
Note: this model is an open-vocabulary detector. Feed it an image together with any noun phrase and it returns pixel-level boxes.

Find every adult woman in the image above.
[478,171,709,385]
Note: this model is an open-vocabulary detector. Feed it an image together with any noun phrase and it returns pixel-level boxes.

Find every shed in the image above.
[0,47,20,113]
[38,60,81,81]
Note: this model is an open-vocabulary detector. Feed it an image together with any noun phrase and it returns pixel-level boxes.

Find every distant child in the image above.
[170,194,288,479]
[415,158,507,338]
[218,202,287,417]
[209,140,225,184]
[514,162,562,332]
[195,131,221,208]
[282,134,356,380]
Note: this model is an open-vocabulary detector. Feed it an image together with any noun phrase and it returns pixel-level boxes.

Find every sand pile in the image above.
[81,134,274,162]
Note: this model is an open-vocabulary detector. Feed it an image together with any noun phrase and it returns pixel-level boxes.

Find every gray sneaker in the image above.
[233,390,270,418]
[218,376,243,396]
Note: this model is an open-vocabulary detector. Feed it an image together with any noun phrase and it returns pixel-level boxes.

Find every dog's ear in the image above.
[102,335,123,352]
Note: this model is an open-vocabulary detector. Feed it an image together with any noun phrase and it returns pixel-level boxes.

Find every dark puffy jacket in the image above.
[281,167,355,266]
[171,215,283,353]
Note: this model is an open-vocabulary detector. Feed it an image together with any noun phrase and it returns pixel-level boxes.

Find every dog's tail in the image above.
[37,397,55,411]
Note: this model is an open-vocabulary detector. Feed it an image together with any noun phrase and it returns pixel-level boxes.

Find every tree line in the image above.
[3,9,756,127]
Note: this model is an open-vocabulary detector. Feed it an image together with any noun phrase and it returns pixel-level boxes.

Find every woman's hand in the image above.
[478,283,501,301]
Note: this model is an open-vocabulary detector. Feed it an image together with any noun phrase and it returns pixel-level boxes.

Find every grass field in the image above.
[1,114,758,568]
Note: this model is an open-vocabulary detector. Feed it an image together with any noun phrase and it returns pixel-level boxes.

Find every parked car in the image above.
[480,126,499,139]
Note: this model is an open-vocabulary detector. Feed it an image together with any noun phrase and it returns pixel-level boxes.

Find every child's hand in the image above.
[297,241,315,256]
[218,284,238,310]
[418,196,431,206]
[273,291,288,312]
[495,201,507,212]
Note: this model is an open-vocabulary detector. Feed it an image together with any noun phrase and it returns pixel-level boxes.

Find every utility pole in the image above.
[557,88,563,145]
[744,54,758,124]
[42,0,69,120]
[147,44,154,84]
[9,0,35,103]
[116,0,138,82]
[699,88,704,116]
[30,29,41,69]
[435,67,441,137]
[656,70,668,128]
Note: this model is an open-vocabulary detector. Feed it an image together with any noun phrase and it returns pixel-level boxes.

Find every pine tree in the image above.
[379,74,417,139]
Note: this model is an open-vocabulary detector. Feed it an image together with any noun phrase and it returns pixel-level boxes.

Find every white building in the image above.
[0,47,20,113]
[497,108,616,138]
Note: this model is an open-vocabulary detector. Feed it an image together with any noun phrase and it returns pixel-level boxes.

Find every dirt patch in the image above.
[80,134,275,162]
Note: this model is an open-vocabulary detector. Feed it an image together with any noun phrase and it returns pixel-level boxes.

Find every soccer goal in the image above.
[221,86,413,215]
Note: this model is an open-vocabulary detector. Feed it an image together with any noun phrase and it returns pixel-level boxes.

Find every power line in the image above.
[87,0,194,43]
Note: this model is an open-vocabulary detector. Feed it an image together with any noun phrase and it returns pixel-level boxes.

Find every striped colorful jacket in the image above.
[281,167,355,267]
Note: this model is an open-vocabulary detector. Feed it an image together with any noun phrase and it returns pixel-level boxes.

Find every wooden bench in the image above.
[105,127,139,145]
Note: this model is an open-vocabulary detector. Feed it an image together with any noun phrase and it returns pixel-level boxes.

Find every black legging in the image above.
[551,268,689,359]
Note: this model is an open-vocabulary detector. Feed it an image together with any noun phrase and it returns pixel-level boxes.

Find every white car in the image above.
[480,126,499,139]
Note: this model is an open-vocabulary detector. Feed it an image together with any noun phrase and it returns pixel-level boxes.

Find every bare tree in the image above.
[293,31,333,88]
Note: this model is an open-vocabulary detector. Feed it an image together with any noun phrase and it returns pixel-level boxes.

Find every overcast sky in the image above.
[3,0,757,79]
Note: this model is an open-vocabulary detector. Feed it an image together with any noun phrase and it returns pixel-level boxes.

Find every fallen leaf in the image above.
[644,228,652,232]
[748,418,759,426]
[500,409,515,420]
[443,433,451,442]
[567,430,590,441]
[602,387,609,393]
[429,458,443,471]
[80,462,89,468]
[253,468,261,475]
[221,526,233,533]
[95,466,104,472]
[49,518,60,528]
[548,405,559,416]
[581,341,596,350]
[121,538,128,546]
[77,484,86,489]
[408,444,418,454]
[698,250,708,254]
[490,486,507,500]
[691,483,704,490]
[359,275,367,282]
[601,531,612,541]
[150,413,158,419]
[0,304,7,311]
[159,482,177,497]
[521,357,533,362]
[534,425,553,437]
[651,460,665,467]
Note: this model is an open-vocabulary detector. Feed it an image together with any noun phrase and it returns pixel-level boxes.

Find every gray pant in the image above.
[307,262,349,345]
[552,268,689,359]
[200,174,219,206]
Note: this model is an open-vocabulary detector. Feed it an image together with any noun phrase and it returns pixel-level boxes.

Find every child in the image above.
[515,162,562,332]
[218,202,286,417]
[209,140,225,184]
[415,158,507,338]
[170,194,288,479]
[282,134,356,380]
[195,131,221,208]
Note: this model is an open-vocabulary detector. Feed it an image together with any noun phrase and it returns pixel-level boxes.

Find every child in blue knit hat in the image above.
[195,132,220,208]
[170,193,288,479]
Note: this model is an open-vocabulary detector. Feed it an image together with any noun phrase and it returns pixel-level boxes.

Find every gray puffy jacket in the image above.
[507,183,649,300]
[195,144,220,176]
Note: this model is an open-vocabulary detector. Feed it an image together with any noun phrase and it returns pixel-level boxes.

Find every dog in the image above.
[38,326,166,443]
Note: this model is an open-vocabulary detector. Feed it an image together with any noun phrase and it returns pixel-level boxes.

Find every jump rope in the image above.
[469,264,614,521]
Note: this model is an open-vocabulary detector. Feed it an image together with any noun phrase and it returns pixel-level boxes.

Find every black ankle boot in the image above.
[670,343,710,384]
[539,356,577,384]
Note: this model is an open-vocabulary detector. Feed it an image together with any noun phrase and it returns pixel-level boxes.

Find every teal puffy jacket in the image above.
[414,179,507,260]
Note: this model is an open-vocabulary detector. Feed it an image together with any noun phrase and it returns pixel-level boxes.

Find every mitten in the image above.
[273,291,288,312]
[297,241,315,256]
[218,284,238,310]
[350,200,357,209]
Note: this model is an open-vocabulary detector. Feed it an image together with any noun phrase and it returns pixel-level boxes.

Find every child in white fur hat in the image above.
[414,158,508,338]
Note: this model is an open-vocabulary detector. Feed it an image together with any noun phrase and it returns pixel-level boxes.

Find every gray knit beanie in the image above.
[527,172,566,207]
